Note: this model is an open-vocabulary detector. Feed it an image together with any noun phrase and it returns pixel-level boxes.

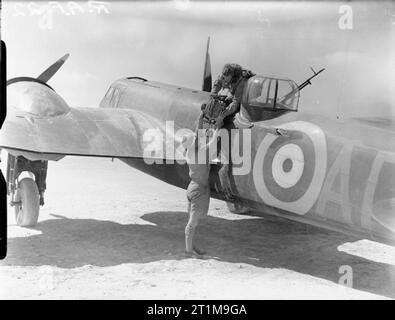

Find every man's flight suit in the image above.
[207,65,253,198]
[203,64,254,130]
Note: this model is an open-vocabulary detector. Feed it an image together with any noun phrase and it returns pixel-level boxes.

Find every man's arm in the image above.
[220,78,246,118]
[211,77,223,95]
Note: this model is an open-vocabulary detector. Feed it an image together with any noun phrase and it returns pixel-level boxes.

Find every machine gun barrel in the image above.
[297,67,325,91]
[280,67,325,102]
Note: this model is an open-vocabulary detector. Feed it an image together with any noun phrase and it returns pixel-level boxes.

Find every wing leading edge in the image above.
[0,106,172,161]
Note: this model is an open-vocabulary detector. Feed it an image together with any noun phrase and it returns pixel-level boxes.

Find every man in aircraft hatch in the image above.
[200,63,255,129]
[200,63,255,199]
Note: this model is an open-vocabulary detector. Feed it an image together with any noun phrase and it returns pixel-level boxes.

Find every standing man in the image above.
[183,129,220,258]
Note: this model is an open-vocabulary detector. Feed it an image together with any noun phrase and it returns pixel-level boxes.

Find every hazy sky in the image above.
[1,1,394,119]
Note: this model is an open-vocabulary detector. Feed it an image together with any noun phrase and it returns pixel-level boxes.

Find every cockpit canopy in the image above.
[241,75,299,121]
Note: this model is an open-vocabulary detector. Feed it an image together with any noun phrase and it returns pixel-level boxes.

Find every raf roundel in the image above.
[271,143,305,189]
[253,121,327,215]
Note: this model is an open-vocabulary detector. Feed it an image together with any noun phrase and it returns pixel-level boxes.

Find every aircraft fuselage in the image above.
[102,78,395,245]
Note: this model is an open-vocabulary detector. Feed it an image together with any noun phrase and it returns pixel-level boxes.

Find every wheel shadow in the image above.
[2,210,395,298]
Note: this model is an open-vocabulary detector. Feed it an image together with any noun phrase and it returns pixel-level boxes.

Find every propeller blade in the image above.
[37,53,69,83]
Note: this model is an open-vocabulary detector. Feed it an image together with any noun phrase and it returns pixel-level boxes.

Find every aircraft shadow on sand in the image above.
[3,211,394,298]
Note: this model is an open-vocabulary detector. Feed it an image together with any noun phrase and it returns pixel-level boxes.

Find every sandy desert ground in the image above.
[0,156,394,299]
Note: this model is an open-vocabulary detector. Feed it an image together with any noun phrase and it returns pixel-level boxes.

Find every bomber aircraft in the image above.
[0,39,394,246]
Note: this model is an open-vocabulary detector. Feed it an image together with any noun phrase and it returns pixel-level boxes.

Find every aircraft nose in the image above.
[7,81,70,117]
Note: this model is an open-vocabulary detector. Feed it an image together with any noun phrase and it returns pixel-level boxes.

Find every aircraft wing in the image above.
[0,106,176,161]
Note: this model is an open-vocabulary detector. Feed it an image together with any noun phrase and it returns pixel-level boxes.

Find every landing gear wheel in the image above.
[14,177,40,227]
[226,201,250,214]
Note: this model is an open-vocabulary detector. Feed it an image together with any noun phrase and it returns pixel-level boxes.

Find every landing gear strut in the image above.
[6,155,48,226]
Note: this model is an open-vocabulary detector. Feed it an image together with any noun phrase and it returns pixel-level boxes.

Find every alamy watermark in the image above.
[338,265,353,288]
[142,121,252,176]
[338,5,353,30]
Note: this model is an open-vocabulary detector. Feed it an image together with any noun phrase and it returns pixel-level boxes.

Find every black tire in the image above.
[14,177,40,226]
[226,201,250,214]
